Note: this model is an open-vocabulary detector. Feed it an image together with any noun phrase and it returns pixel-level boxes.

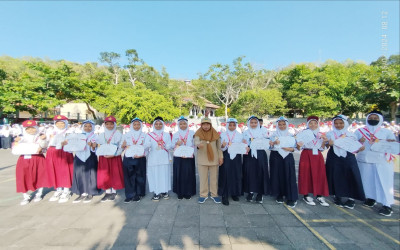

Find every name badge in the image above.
[24,155,32,159]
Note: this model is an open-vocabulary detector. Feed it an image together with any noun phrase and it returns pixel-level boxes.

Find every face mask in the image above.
[367,120,379,126]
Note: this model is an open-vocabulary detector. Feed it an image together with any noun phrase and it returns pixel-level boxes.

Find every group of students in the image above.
[13,110,396,217]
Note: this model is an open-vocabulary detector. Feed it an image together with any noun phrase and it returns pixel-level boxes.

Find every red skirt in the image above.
[298,149,329,196]
[16,154,48,193]
[45,147,74,188]
[97,156,124,190]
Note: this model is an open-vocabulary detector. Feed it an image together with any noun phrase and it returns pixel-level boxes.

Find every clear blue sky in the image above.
[0,1,399,79]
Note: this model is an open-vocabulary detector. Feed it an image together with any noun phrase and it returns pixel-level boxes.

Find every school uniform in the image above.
[269,117,298,204]
[218,118,243,201]
[145,118,172,199]
[15,120,49,204]
[96,117,124,193]
[325,116,365,205]
[355,112,396,215]
[121,118,147,201]
[172,117,196,199]
[46,116,74,191]
[70,121,100,198]
[298,116,329,206]
[242,116,270,202]
[0,125,12,149]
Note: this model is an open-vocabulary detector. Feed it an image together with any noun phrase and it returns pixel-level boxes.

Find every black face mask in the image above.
[367,120,379,126]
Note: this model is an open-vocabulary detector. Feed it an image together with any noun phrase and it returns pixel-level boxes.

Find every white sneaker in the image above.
[303,196,316,206]
[33,194,42,202]
[49,191,62,202]
[316,197,330,207]
[20,197,31,206]
[58,192,71,203]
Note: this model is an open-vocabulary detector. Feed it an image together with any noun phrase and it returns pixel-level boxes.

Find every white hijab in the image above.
[152,119,165,136]
[331,115,352,157]
[365,112,384,133]
[22,125,39,143]
[76,120,96,162]
[246,116,263,139]
[129,118,143,137]
[274,116,289,137]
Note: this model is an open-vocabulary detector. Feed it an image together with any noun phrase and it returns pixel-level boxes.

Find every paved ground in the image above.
[0,148,399,250]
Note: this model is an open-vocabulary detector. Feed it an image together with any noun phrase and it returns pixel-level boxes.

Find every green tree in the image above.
[230,89,287,119]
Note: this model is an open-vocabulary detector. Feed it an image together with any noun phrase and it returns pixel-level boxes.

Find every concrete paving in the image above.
[0,149,398,250]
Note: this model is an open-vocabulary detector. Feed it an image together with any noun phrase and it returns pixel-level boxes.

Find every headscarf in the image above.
[104,121,117,138]
[152,116,165,135]
[177,116,189,137]
[331,114,353,157]
[53,119,68,135]
[129,118,143,137]
[365,110,384,133]
[245,116,264,158]
[22,124,39,143]
[194,118,220,161]
[306,116,320,136]
[245,116,263,139]
[225,118,238,136]
[275,116,289,137]
[76,120,96,162]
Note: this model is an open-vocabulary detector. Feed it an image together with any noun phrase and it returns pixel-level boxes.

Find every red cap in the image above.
[53,115,68,121]
[22,120,37,127]
[307,116,319,122]
[289,124,295,128]
[104,116,117,123]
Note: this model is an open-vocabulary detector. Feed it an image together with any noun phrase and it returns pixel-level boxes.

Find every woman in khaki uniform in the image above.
[194,117,223,204]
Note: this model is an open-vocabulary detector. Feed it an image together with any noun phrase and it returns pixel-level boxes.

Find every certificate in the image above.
[12,143,40,155]
[96,144,118,156]
[334,137,363,153]
[174,146,194,158]
[227,142,247,160]
[63,134,87,152]
[276,136,296,148]
[125,145,145,157]
[370,141,400,155]
[295,130,315,144]
[250,138,270,151]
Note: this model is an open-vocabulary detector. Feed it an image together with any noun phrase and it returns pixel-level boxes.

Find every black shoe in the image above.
[184,195,191,200]
[344,199,355,209]
[231,196,239,201]
[177,195,183,200]
[101,193,110,202]
[378,206,393,217]
[83,195,93,203]
[152,194,160,201]
[276,196,284,204]
[109,193,116,201]
[286,200,297,208]
[246,193,253,202]
[255,194,263,204]
[222,196,229,206]
[363,198,376,208]
[161,193,170,200]
[334,197,344,207]
[73,195,84,204]
[124,198,132,203]
[132,196,140,202]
